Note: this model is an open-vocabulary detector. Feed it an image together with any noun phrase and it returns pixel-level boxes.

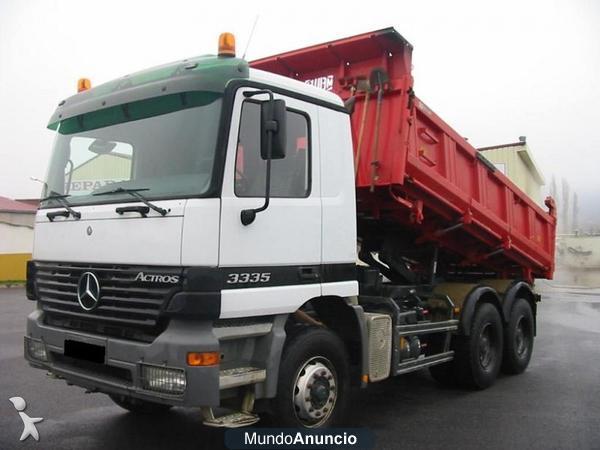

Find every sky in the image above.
[0,0,599,204]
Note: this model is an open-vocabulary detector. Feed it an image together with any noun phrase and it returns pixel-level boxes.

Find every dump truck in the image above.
[24,28,556,428]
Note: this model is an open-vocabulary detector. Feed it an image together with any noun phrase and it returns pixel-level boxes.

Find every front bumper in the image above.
[25,308,221,406]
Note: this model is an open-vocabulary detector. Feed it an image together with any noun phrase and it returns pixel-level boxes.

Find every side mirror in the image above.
[241,90,287,226]
[260,99,287,160]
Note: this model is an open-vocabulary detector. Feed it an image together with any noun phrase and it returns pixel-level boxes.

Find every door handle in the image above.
[298,266,320,281]
[46,210,70,221]
[115,205,150,217]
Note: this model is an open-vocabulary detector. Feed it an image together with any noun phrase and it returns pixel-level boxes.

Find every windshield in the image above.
[41,91,222,207]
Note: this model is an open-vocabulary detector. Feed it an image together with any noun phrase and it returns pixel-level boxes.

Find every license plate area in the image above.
[64,339,105,364]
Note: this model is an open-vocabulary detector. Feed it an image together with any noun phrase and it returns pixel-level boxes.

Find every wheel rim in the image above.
[292,356,337,427]
[514,316,530,358]
[478,323,497,370]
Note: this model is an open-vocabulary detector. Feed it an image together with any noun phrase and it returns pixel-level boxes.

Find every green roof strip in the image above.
[48,55,249,129]
[56,91,221,135]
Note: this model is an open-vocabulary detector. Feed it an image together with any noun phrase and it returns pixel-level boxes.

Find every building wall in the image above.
[68,153,132,195]
[0,212,34,281]
[481,148,543,203]
[557,234,600,270]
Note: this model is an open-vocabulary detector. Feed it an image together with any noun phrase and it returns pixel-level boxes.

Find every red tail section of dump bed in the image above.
[251,28,556,281]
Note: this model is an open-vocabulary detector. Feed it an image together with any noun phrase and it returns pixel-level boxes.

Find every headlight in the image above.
[140,364,186,395]
[25,337,48,362]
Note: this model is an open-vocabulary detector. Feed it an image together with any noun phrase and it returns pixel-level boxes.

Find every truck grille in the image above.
[34,262,182,341]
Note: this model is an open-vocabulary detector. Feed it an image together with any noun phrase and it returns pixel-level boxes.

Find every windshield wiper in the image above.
[41,193,82,221]
[93,187,169,216]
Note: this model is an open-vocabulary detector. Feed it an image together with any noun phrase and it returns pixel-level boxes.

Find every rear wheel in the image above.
[502,298,534,374]
[453,303,503,389]
[109,394,172,414]
[272,327,349,428]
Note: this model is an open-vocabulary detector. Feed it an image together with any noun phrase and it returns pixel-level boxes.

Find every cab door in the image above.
[218,87,321,318]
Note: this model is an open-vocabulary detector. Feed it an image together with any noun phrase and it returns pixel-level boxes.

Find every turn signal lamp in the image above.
[187,351,220,366]
[77,78,91,92]
[218,32,236,57]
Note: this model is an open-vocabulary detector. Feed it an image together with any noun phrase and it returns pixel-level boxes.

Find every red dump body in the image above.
[251,28,556,281]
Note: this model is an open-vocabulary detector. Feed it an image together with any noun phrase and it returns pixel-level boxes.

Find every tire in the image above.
[453,302,503,389]
[109,394,172,414]
[502,298,534,375]
[272,327,349,428]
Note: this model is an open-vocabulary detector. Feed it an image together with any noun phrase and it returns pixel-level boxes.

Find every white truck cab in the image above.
[25,41,360,427]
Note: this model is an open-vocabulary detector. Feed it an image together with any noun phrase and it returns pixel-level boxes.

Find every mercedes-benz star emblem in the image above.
[77,272,101,311]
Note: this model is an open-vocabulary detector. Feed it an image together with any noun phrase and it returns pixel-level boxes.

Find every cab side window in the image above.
[235,101,310,198]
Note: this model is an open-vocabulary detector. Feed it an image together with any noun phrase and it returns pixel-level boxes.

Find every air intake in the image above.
[364,313,392,382]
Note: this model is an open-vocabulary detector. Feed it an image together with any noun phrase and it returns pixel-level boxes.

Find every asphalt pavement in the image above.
[1,283,599,450]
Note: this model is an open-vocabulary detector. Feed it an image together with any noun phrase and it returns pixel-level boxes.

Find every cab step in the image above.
[202,389,259,428]
[219,367,266,390]
[202,411,260,428]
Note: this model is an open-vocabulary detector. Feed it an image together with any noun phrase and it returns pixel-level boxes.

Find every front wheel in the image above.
[272,327,349,428]
[502,298,534,374]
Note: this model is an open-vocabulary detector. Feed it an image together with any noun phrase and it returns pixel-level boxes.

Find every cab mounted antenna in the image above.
[242,15,260,60]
